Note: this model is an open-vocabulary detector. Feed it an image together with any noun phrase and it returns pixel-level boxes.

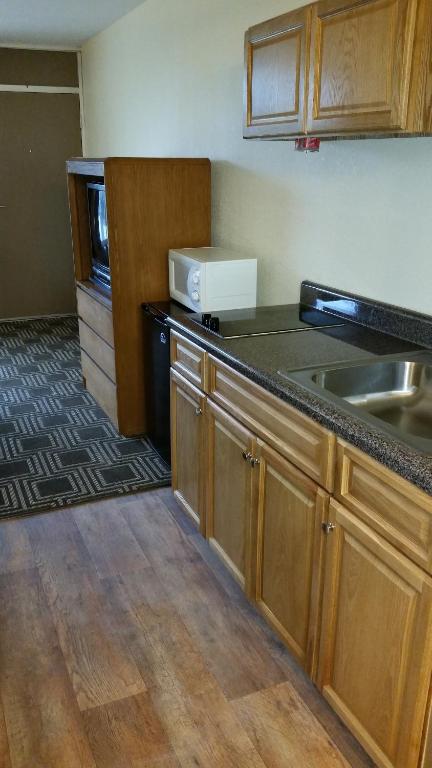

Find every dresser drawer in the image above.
[208,355,336,490]
[79,319,116,382]
[170,331,208,390]
[77,287,114,347]
[81,350,118,428]
[336,441,432,573]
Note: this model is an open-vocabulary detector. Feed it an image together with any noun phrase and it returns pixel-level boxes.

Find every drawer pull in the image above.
[195,407,203,416]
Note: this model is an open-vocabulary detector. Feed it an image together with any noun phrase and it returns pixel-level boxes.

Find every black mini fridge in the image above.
[143,304,171,466]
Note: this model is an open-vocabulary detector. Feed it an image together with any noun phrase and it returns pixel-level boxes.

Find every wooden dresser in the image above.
[67,157,211,436]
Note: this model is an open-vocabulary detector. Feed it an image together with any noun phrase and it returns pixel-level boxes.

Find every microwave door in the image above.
[170,257,200,309]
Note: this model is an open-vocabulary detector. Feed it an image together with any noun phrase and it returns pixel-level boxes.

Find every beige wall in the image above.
[81,0,432,315]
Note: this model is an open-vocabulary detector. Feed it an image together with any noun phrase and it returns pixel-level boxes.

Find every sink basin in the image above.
[280,355,432,451]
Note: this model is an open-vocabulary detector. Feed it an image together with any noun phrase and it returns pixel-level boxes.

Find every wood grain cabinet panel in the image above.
[81,351,118,429]
[170,331,208,390]
[336,440,432,573]
[206,399,258,593]
[208,355,336,491]
[244,7,311,138]
[307,0,417,134]
[245,0,432,139]
[318,499,432,768]
[77,286,114,347]
[420,700,432,768]
[78,319,116,382]
[253,440,328,677]
[68,158,211,436]
[170,369,206,533]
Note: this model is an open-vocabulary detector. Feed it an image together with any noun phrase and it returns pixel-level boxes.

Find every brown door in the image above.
[0,92,82,318]
[307,0,416,135]
[244,6,311,138]
[318,499,432,768]
[170,370,206,533]
[254,440,328,677]
[206,400,258,593]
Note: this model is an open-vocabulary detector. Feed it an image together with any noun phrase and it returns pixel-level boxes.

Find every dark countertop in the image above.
[148,301,432,496]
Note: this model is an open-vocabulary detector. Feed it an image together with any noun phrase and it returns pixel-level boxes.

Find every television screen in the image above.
[87,182,110,288]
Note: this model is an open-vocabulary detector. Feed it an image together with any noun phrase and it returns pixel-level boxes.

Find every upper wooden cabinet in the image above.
[244,7,311,138]
[244,0,432,139]
[308,0,416,134]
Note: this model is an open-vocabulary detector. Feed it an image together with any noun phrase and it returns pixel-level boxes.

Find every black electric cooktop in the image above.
[189,304,347,338]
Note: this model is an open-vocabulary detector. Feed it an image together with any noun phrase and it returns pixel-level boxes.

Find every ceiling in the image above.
[0,0,146,49]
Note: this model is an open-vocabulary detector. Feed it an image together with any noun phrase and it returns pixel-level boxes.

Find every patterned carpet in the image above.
[0,316,170,519]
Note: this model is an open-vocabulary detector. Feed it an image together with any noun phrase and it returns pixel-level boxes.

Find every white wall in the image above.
[81,0,432,315]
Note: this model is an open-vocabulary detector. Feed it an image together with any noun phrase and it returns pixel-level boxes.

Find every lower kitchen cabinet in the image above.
[254,440,328,677]
[170,334,432,768]
[206,399,257,593]
[170,370,206,533]
[318,499,432,768]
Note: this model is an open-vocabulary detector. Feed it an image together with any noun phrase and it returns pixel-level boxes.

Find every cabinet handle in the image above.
[241,451,260,467]
[322,522,336,535]
[195,407,202,416]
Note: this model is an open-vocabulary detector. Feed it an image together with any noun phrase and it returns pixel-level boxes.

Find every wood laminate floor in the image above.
[0,488,375,768]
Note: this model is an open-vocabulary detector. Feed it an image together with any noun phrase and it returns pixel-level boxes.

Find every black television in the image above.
[87,182,110,289]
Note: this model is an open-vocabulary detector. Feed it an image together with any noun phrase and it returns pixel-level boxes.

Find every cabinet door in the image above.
[307,0,416,135]
[244,7,311,138]
[206,400,258,593]
[318,499,432,768]
[254,440,328,677]
[170,369,205,533]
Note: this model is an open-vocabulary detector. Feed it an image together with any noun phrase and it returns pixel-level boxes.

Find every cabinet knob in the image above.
[250,456,261,467]
[322,522,336,535]
[195,407,202,416]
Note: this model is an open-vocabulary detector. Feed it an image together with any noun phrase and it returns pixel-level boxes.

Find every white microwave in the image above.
[168,247,257,312]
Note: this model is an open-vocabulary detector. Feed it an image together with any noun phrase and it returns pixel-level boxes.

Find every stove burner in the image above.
[189,305,347,339]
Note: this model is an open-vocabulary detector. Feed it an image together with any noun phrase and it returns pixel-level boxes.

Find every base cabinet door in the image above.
[254,440,328,677]
[206,400,258,593]
[318,499,432,768]
[307,0,416,135]
[170,369,205,533]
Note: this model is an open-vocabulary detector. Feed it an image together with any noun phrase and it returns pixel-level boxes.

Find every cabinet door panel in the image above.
[244,7,311,138]
[307,0,416,134]
[318,499,432,768]
[170,370,205,533]
[206,400,257,592]
[255,441,327,676]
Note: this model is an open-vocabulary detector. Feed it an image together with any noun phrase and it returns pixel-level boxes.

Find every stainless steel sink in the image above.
[280,354,432,452]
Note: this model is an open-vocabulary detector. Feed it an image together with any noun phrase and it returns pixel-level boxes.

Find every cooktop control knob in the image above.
[191,290,200,302]
[191,271,200,285]
[201,313,211,327]
[209,317,220,333]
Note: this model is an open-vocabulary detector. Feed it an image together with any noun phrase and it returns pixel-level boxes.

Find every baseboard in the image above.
[0,312,78,323]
